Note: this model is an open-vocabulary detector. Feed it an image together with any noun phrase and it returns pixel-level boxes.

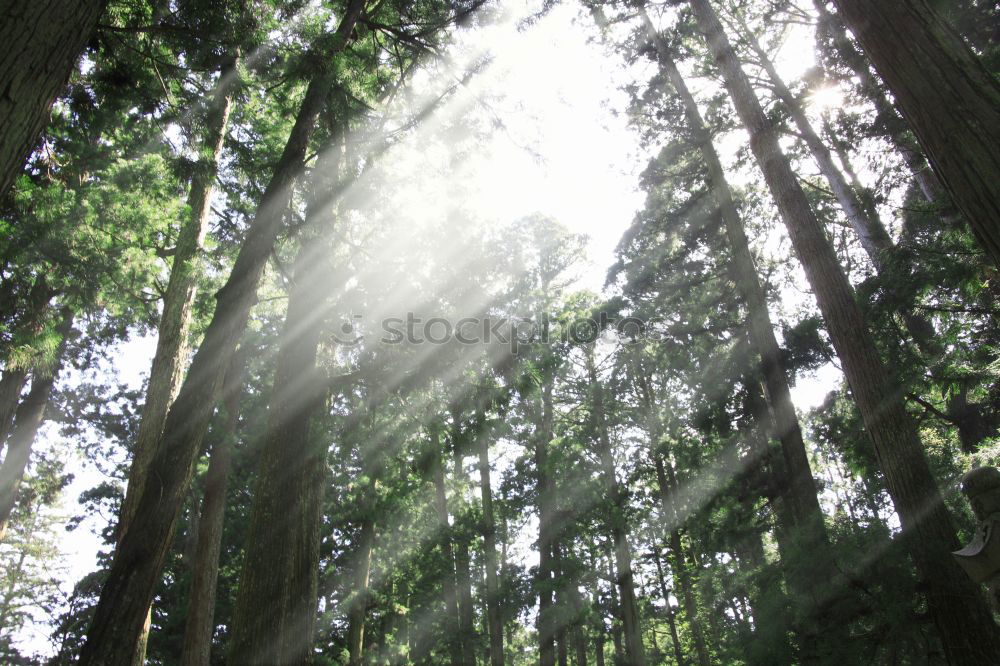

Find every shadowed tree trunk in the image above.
[76,8,364,661]
[0,308,73,539]
[0,276,53,451]
[687,1,1000,661]
[534,353,558,666]
[347,514,375,666]
[830,0,1000,270]
[180,348,247,666]
[651,546,686,666]
[0,0,106,198]
[451,427,477,665]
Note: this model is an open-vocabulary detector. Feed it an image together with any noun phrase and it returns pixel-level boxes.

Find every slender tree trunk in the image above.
[637,19,843,651]
[0,0,106,198]
[475,408,505,666]
[651,547,685,666]
[605,554,625,665]
[347,515,375,666]
[0,308,73,539]
[687,1,1000,661]
[830,0,1000,270]
[452,443,476,665]
[430,423,463,666]
[0,276,53,452]
[586,350,644,666]
[652,454,711,666]
[77,9,364,660]
[535,376,557,666]
[180,349,246,666]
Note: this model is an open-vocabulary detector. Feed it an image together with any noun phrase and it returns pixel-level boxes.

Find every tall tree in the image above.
[77,6,366,662]
[830,0,1000,269]
[685,0,1000,661]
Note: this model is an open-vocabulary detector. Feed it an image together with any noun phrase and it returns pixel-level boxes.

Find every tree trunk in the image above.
[123,61,238,666]
[227,83,354,663]
[347,515,375,666]
[76,8,364,658]
[452,442,476,665]
[0,0,106,198]
[687,1,1000,661]
[651,546,685,666]
[535,365,557,666]
[475,408,505,666]
[0,276,53,452]
[431,427,464,666]
[0,308,73,539]
[830,0,1000,270]
[652,454,711,666]
[585,350,644,666]
[180,349,246,666]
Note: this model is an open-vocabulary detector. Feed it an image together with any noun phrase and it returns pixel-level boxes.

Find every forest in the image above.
[1,0,1000,664]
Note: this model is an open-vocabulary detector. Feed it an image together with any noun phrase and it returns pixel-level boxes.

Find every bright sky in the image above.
[14,0,848,655]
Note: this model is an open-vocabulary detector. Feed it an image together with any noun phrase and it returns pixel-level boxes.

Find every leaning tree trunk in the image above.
[228,101,350,664]
[586,350,644,666]
[118,54,238,666]
[0,308,73,539]
[0,0,106,198]
[830,0,1000,270]
[76,7,364,657]
[180,349,247,666]
[687,1,1000,661]
[0,276,54,452]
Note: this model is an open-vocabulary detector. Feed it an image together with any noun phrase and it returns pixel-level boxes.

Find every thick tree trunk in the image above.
[119,55,237,666]
[0,0,106,198]
[0,308,73,539]
[586,351,644,666]
[180,350,246,666]
[475,409,505,666]
[687,1,1000,661]
[76,8,364,657]
[830,0,1000,270]
[227,87,354,663]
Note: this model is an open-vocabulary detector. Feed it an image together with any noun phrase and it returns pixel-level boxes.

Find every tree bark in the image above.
[687,1,1000,661]
[76,8,364,659]
[830,0,1000,270]
[118,54,238,666]
[227,78,355,663]
[534,370,557,666]
[180,349,247,666]
[651,546,685,666]
[0,308,73,539]
[0,0,106,198]
[451,437,477,665]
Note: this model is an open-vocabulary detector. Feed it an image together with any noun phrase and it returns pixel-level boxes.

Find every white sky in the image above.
[13,0,850,655]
